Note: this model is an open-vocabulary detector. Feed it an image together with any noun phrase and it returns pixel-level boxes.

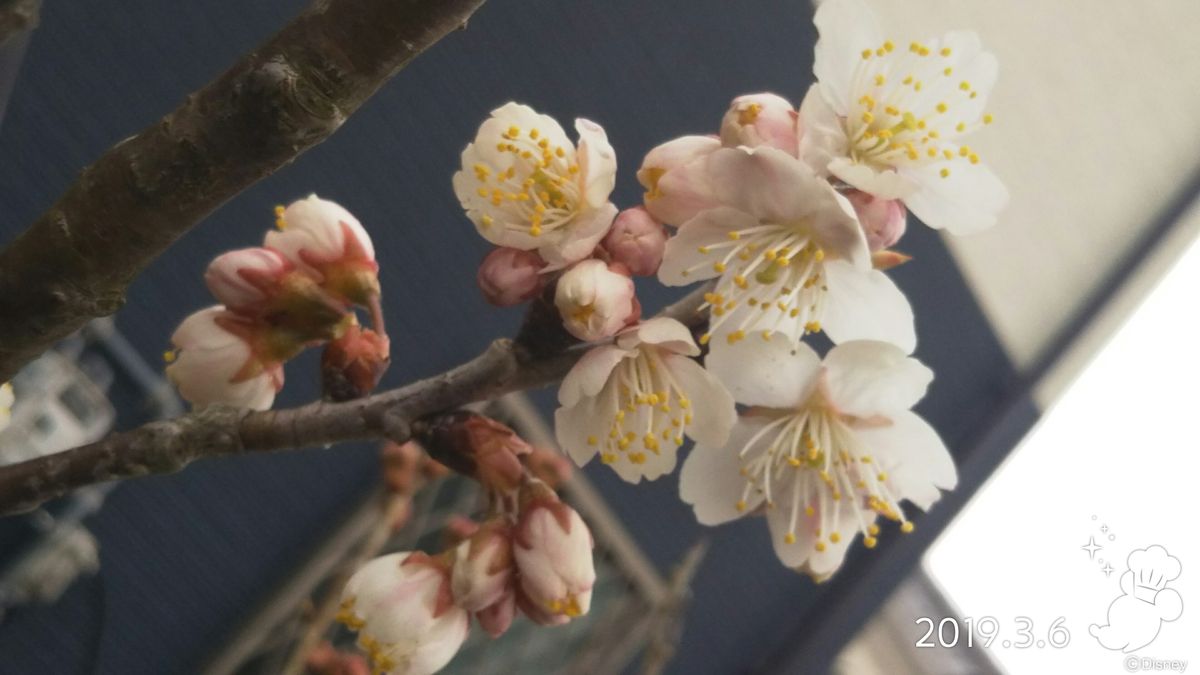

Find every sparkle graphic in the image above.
[1081,536,1103,560]
[1101,562,1114,577]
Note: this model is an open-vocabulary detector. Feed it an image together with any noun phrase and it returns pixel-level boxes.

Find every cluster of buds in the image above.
[166,195,389,410]
[339,414,595,674]
[457,103,668,346]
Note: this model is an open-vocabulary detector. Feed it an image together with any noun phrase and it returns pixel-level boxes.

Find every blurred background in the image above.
[1,0,1196,673]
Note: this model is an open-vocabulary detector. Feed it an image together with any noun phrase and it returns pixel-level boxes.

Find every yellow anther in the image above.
[874,74,885,86]
[273,205,285,218]
[699,333,711,345]
[713,262,726,273]
[587,435,598,446]
[787,456,801,467]
[901,521,915,533]
[969,153,980,164]
[162,350,177,363]
[868,524,881,536]
[943,67,953,76]
[738,103,763,125]
[506,125,519,138]
[805,506,815,517]
[829,532,841,543]
[884,105,899,116]
[861,48,872,59]
[943,149,955,160]
[861,111,874,124]
[784,532,797,544]
[727,330,746,344]
[481,215,494,228]
[983,113,994,124]
[863,536,878,549]
[883,40,895,52]
[736,499,748,512]
[940,47,952,56]
[734,275,748,289]
[815,541,827,552]
[697,245,710,254]
[940,168,951,178]
[727,230,741,240]
[956,122,966,133]
[936,102,948,114]
[959,80,971,91]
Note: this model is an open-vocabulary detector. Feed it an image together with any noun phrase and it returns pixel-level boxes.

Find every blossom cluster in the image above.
[165,195,389,410]
[455,0,1005,581]
[338,419,596,675]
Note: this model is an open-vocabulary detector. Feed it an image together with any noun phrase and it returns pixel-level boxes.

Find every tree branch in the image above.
[0,0,39,47]
[0,0,487,382]
[0,287,710,516]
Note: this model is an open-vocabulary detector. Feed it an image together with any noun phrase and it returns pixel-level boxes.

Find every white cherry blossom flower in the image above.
[453,102,618,267]
[554,318,736,483]
[554,259,637,342]
[165,306,284,410]
[681,336,956,580]
[800,0,1008,234]
[658,146,915,352]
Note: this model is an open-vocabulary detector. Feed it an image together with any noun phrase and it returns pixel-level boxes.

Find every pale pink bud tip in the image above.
[165,307,284,411]
[720,92,801,155]
[513,484,596,623]
[845,190,908,251]
[451,520,514,612]
[600,207,668,276]
[204,248,292,314]
[477,247,546,307]
[321,323,391,401]
[554,259,638,342]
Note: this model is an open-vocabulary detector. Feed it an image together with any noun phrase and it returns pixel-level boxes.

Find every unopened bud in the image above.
[205,248,292,315]
[165,307,289,411]
[554,259,638,342]
[720,92,801,154]
[477,247,546,307]
[513,481,595,623]
[321,322,390,401]
[845,190,907,251]
[600,207,668,276]
[265,195,380,306]
[475,590,517,638]
[417,411,531,493]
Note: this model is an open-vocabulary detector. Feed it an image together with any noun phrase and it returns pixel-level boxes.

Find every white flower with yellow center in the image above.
[453,102,618,267]
[658,146,915,353]
[680,336,956,580]
[554,318,736,483]
[800,0,1008,234]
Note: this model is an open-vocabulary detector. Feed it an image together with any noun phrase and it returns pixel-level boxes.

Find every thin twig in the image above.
[0,286,710,516]
[0,0,487,382]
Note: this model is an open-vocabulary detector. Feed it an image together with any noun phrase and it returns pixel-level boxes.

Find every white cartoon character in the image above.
[1089,545,1183,652]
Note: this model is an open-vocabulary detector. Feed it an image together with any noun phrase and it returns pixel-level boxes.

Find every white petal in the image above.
[661,353,736,446]
[829,158,918,200]
[645,153,721,226]
[540,202,618,268]
[705,334,820,409]
[558,345,628,407]
[554,399,603,467]
[679,417,769,525]
[821,261,916,354]
[855,410,957,510]
[657,207,759,286]
[575,118,617,208]
[707,147,820,224]
[620,317,699,356]
[813,0,883,116]
[902,160,1008,235]
[798,84,849,176]
[765,488,861,571]
[823,341,932,417]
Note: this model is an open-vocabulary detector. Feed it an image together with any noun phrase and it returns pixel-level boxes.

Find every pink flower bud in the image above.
[265,195,380,305]
[338,552,468,675]
[513,482,595,623]
[844,190,908,251]
[476,247,546,307]
[554,259,638,341]
[637,135,721,225]
[720,92,801,154]
[204,248,292,315]
[451,519,514,612]
[165,307,286,410]
[600,207,667,276]
[418,411,532,493]
[321,323,391,401]
[475,590,516,638]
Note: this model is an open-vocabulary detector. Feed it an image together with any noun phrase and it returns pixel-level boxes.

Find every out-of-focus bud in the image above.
[871,249,914,271]
[417,411,531,492]
[265,195,380,306]
[443,516,480,547]
[844,190,908,251]
[305,641,371,675]
[525,447,573,489]
[451,519,514,612]
[599,207,668,277]
[338,552,468,675]
[719,92,801,154]
[321,322,391,401]
[475,590,516,638]
[554,259,638,342]
[513,481,595,623]
[381,441,424,494]
[477,247,546,307]
[165,307,290,410]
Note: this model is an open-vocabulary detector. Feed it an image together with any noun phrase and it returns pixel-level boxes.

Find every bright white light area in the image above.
[926,234,1199,673]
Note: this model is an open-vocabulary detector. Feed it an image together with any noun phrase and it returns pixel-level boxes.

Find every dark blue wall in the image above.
[0,1,1023,673]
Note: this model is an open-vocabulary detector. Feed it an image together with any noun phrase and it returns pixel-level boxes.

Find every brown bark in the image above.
[0,0,487,382]
[0,286,710,516]
[0,0,39,46]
